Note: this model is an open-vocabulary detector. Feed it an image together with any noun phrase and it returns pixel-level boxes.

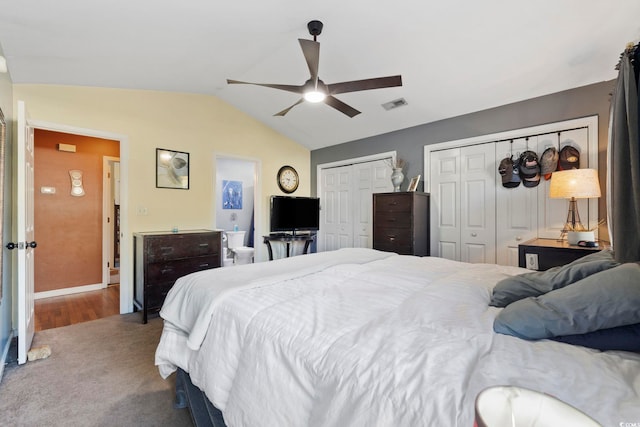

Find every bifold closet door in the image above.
[319,160,393,251]
[352,160,391,248]
[496,137,538,266]
[320,165,353,251]
[430,143,495,263]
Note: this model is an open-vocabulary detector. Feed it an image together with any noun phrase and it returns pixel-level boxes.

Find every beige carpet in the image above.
[0,314,193,427]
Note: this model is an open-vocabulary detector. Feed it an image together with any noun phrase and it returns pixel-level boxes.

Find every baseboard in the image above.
[0,330,15,384]
[35,282,107,300]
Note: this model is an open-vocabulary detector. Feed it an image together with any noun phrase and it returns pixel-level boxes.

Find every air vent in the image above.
[381,98,408,111]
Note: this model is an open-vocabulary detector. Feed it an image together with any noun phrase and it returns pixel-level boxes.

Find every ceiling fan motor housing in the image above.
[307,20,323,37]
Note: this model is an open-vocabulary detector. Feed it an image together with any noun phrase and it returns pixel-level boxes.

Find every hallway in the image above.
[34,285,120,331]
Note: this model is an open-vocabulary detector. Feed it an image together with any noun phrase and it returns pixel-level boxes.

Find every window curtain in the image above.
[607,45,640,263]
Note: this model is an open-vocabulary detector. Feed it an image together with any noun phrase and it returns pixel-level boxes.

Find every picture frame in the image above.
[156,148,189,189]
[408,174,421,192]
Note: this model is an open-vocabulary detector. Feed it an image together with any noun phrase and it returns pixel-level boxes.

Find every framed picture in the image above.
[156,148,189,189]
[408,174,421,192]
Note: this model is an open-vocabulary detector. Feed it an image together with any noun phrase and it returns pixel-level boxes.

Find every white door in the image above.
[460,143,496,263]
[319,165,353,251]
[319,159,393,251]
[17,100,36,365]
[352,160,391,248]
[496,137,538,266]
[430,148,461,261]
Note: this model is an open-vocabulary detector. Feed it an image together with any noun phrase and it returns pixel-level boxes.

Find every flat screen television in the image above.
[270,195,320,233]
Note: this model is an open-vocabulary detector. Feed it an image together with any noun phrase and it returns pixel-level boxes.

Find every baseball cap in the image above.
[498,156,520,188]
[523,172,541,187]
[558,145,580,170]
[519,150,540,179]
[540,147,559,179]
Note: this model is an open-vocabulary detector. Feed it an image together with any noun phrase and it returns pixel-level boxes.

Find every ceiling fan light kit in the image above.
[227,20,402,118]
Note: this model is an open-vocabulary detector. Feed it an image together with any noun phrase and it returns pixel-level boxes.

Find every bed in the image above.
[155,248,640,426]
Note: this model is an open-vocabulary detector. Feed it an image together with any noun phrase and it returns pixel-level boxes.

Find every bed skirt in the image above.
[175,368,227,427]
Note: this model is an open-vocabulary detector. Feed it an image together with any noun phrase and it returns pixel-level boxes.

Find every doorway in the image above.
[214,155,261,263]
[32,129,122,329]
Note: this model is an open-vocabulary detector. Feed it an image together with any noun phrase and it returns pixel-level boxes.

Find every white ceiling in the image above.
[1,0,639,150]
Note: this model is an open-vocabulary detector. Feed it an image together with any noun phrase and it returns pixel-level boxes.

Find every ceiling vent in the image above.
[382,98,408,111]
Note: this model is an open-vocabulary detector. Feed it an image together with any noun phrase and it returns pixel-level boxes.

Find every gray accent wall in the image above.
[311,80,615,197]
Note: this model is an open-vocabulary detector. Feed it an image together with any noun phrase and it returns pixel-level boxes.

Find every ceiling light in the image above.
[0,56,7,73]
[304,90,326,103]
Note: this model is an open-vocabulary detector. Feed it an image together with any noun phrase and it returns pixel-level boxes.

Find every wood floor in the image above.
[34,284,120,331]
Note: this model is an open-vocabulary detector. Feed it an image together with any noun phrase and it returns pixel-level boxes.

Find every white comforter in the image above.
[155,248,640,426]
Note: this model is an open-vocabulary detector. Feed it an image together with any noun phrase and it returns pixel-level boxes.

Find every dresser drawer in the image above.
[146,255,218,283]
[374,227,413,251]
[145,234,220,262]
[373,212,411,228]
[146,282,174,310]
[374,195,413,212]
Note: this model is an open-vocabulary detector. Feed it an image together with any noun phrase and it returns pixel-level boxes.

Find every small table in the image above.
[518,238,605,271]
[263,233,316,261]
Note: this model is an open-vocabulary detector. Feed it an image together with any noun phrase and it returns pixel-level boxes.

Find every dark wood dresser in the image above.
[134,229,222,323]
[373,192,430,256]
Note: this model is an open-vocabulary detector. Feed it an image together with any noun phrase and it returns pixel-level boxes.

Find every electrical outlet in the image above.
[136,206,148,216]
[525,253,539,270]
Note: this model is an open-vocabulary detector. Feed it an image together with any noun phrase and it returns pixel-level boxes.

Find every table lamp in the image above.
[549,168,601,243]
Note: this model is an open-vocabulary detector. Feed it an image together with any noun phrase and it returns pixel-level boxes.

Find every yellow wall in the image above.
[13,84,310,310]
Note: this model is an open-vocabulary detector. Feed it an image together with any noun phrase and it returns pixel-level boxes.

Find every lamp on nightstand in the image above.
[549,168,601,243]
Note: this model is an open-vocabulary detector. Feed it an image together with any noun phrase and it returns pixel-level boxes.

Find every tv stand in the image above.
[263,233,316,261]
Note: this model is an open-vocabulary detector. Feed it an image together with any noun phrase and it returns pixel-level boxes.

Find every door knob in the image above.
[27,241,37,248]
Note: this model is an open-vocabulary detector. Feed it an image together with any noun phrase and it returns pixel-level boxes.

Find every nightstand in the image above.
[518,238,604,271]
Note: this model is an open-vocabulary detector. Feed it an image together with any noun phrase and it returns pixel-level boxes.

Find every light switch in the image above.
[40,186,56,194]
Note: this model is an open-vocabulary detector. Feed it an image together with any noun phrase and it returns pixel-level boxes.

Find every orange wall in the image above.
[34,130,119,292]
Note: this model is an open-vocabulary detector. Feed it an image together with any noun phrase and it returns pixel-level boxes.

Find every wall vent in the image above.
[382,98,408,111]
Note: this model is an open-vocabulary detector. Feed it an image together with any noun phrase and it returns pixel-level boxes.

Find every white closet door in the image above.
[537,128,591,238]
[319,165,353,251]
[430,148,461,261]
[460,143,496,263]
[495,137,538,266]
[352,160,392,248]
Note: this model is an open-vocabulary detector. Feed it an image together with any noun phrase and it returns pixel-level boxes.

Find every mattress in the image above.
[156,248,640,426]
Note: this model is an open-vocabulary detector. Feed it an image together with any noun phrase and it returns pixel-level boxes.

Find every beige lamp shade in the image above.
[549,169,601,199]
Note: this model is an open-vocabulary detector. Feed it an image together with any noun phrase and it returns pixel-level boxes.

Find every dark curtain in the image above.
[608,45,640,263]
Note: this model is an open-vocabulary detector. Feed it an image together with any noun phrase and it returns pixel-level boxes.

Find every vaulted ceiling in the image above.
[1,0,639,150]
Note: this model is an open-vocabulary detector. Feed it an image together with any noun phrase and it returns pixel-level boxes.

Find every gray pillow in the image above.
[490,249,618,307]
[494,262,640,340]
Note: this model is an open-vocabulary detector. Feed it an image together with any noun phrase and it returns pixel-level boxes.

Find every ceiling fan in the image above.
[227,20,403,118]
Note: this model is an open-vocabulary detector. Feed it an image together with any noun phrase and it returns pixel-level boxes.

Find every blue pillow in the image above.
[551,323,640,352]
[494,262,640,340]
[490,249,618,307]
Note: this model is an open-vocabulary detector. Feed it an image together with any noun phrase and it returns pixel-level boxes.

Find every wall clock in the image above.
[277,165,299,194]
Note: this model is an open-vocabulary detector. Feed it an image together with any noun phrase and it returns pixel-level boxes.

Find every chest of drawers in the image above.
[373,192,430,256]
[134,230,221,323]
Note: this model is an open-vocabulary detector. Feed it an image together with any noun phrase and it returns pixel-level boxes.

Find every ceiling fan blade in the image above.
[227,79,304,94]
[298,39,320,82]
[274,98,305,117]
[324,96,361,118]
[327,75,402,95]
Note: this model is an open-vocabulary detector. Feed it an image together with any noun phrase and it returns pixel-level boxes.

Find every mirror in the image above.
[0,108,5,299]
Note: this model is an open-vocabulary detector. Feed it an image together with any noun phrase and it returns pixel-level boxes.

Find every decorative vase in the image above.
[391,168,404,192]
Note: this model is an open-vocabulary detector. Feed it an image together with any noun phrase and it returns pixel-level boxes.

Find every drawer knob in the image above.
[516,236,522,241]
[471,232,477,237]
